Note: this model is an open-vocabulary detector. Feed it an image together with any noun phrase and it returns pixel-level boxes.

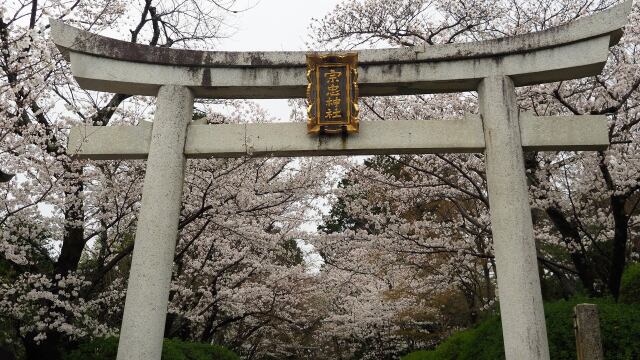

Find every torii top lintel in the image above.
[51,0,632,99]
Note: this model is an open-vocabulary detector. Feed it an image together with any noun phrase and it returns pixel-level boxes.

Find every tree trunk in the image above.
[608,195,628,300]
[545,207,597,296]
[55,169,85,275]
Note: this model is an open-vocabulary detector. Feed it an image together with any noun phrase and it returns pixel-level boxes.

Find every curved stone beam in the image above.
[50,0,631,98]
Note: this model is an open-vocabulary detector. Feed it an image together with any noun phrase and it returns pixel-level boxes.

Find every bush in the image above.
[400,316,504,360]
[401,298,640,360]
[63,337,240,360]
[620,262,640,304]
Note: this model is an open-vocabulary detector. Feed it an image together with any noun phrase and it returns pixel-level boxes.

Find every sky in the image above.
[214,0,342,120]
[216,0,341,52]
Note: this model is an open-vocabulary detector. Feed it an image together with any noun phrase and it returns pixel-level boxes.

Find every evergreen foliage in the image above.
[401,298,640,360]
[620,262,640,304]
[63,337,240,360]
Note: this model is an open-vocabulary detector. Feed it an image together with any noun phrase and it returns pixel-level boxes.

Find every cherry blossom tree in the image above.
[307,0,640,357]
[1,1,334,359]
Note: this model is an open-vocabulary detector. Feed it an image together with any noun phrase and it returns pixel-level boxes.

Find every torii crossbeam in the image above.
[51,2,632,359]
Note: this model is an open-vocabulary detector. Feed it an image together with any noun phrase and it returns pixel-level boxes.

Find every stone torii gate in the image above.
[51,1,631,359]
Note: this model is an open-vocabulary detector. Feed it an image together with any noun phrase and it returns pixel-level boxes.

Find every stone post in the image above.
[574,304,604,360]
[478,76,550,360]
[116,85,194,360]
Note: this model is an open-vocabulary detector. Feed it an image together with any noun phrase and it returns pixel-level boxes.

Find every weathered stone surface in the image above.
[62,35,610,98]
[519,113,609,151]
[115,85,194,360]
[575,304,604,360]
[50,0,630,67]
[66,114,608,159]
[49,1,631,98]
[67,123,152,159]
[479,76,550,360]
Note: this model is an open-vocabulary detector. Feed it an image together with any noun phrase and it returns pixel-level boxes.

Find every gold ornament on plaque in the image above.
[306,53,359,134]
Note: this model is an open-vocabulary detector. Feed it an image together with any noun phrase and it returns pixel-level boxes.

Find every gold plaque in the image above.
[306,53,359,134]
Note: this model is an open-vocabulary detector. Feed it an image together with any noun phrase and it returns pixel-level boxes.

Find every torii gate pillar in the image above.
[116,86,193,360]
[480,76,549,359]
